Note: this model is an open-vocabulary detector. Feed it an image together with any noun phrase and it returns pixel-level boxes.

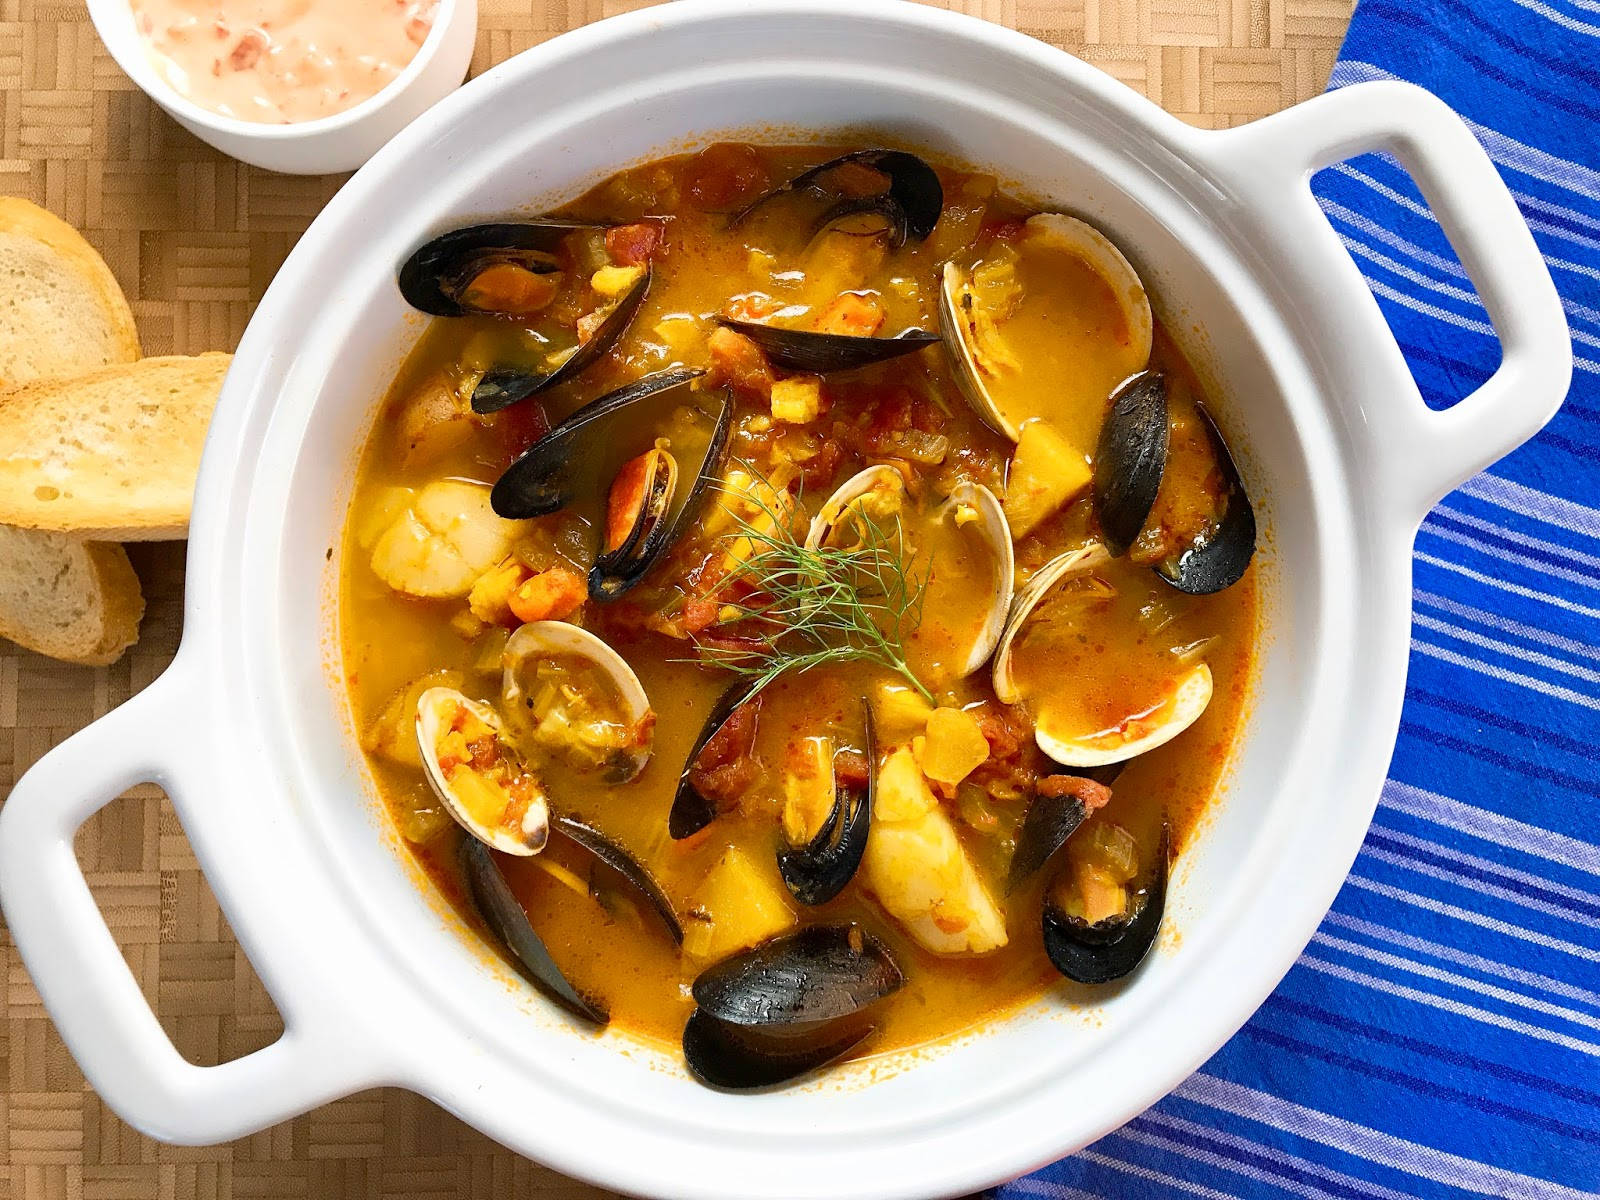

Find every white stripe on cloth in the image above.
[1435,504,1600,574]
[1324,908,1600,1009]
[1420,520,1600,594]
[1381,780,1600,877]
[1115,1122,1389,1200]
[1414,589,1600,664]
[1346,874,1600,961]
[1457,473,1600,542]
[1411,638,1600,710]
[1364,827,1600,916]
[1415,552,1600,621]
[1503,0,1600,37]
[1175,1073,1600,1199]
[1013,1153,1239,1200]
[1311,931,1600,1032]
[1413,614,1600,686]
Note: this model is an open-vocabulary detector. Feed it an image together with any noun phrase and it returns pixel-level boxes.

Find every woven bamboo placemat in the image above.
[0,1,1351,1195]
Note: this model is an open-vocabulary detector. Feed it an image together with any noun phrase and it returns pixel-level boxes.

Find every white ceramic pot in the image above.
[86,0,477,174]
[0,3,1570,1197]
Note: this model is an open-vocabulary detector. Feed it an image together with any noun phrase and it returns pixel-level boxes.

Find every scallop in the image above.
[415,687,550,856]
[501,621,655,783]
[939,213,1154,442]
[806,467,1013,680]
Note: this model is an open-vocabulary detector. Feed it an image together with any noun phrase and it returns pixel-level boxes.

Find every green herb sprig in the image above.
[689,466,933,703]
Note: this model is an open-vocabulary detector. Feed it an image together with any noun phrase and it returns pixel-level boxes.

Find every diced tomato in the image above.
[725,293,783,322]
[981,217,1026,245]
[813,293,885,338]
[1035,773,1113,812]
[605,222,663,267]
[706,326,774,400]
[797,437,845,491]
[680,596,722,634]
[833,750,871,790]
[488,402,551,470]
[973,702,1030,761]
[681,144,771,211]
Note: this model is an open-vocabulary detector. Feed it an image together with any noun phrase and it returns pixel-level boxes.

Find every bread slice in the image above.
[0,526,144,665]
[0,352,230,539]
[0,197,140,389]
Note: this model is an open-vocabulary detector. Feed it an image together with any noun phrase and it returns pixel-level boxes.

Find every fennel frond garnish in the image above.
[690,471,933,703]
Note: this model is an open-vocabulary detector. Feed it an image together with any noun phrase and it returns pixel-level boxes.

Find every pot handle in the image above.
[1213,80,1571,515]
[0,663,378,1144]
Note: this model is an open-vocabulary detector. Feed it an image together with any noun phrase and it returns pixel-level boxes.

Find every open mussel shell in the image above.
[991,542,1111,706]
[550,814,683,944]
[460,836,607,1025]
[1036,663,1213,769]
[502,621,654,783]
[1005,774,1112,894]
[1043,823,1169,985]
[398,220,583,317]
[1156,406,1257,595]
[589,392,733,602]
[669,677,759,840]
[729,149,943,247]
[719,318,938,374]
[777,700,875,907]
[939,481,1015,677]
[939,213,1154,442]
[693,925,904,1027]
[415,687,550,856]
[1093,372,1168,557]
[491,368,704,519]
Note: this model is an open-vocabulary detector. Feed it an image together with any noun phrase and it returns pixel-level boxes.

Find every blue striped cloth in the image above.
[1005,1,1599,1196]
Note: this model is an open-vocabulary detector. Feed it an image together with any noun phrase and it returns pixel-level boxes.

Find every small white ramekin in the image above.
[86,0,477,174]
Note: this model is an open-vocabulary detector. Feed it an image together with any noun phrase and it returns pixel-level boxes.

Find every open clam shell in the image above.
[803,463,906,551]
[415,687,550,856]
[1035,663,1213,769]
[939,213,1154,442]
[991,542,1112,706]
[938,481,1015,677]
[501,620,654,784]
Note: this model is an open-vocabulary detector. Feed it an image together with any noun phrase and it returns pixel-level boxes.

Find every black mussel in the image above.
[460,837,608,1025]
[720,318,939,374]
[1004,773,1113,894]
[398,220,581,317]
[682,1009,872,1091]
[777,699,875,906]
[491,369,704,519]
[468,270,651,414]
[1093,372,1168,557]
[588,392,733,602]
[683,925,903,1090]
[1155,407,1256,595]
[729,150,944,247]
[692,925,903,1028]
[1042,823,1169,985]
[550,814,683,945]
[669,678,761,840]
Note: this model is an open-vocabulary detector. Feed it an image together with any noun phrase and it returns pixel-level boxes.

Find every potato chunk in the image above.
[1004,419,1092,538]
[683,846,798,962]
[914,707,990,785]
[370,480,523,598]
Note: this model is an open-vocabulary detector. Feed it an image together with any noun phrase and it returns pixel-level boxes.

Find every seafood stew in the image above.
[340,143,1258,1089]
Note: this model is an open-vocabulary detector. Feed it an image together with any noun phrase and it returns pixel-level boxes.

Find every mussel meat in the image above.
[1042,822,1170,984]
[669,678,761,840]
[397,220,652,413]
[729,149,944,247]
[939,213,1153,443]
[416,687,550,855]
[777,699,876,906]
[501,620,655,783]
[589,393,733,601]
[1154,406,1256,595]
[682,924,904,1089]
[719,318,939,374]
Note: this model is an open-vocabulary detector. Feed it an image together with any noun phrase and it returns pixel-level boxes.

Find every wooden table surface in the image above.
[0,1,1352,1195]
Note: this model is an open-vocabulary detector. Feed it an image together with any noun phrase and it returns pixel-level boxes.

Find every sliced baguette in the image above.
[0,352,231,539]
[0,526,144,665]
[0,197,141,389]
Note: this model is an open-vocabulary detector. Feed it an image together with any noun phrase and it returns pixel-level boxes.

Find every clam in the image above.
[682,924,904,1089]
[415,687,550,856]
[719,318,938,374]
[589,395,734,601]
[938,480,1014,676]
[729,149,944,248]
[803,463,906,551]
[501,620,655,784]
[939,213,1154,442]
[461,814,683,1027]
[397,220,651,413]
[992,542,1212,767]
[1043,823,1170,984]
[777,699,876,906]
